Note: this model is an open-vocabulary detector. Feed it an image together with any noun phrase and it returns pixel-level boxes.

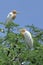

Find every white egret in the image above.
[6,10,19,22]
[20,29,33,50]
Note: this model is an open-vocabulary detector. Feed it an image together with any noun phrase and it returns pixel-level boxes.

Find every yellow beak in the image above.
[16,12,20,14]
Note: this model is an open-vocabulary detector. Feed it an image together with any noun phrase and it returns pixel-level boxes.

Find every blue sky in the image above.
[0,0,43,29]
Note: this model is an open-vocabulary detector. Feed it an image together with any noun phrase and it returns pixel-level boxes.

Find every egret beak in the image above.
[18,29,22,32]
[19,29,24,35]
[16,12,20,14]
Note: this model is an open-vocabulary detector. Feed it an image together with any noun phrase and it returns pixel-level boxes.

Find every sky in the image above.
[0,0,43,29]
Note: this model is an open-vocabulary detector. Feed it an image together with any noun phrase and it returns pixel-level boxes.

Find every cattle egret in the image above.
[6,10,19,22]
[20,29,33,50]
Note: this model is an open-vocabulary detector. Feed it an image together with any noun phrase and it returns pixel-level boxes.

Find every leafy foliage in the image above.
[0,21,43,65]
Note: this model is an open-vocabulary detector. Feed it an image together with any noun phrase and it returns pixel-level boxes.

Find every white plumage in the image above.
[20,29,33,49]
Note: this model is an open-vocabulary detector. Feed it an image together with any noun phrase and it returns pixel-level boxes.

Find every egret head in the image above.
[12,10,19,19]
[12,10,19,14]
[20,28,26,35]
